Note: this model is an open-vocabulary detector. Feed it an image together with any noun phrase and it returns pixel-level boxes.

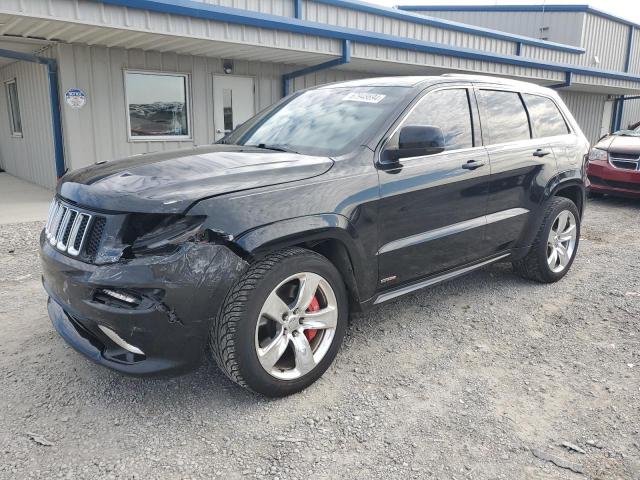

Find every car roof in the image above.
[315,74,553,94]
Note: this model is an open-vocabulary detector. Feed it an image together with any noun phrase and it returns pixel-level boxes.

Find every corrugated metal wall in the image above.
[349,43,564,83]
[418,10,585,47]
[190,0,294,17]
[302,1,516,57]
[621,98,640,130]
[0,50,56,189]
[411,10,630,74]
[581,13,628,72]
[559,90,608,145]
[627,29,640,76]
[55,43,365,171]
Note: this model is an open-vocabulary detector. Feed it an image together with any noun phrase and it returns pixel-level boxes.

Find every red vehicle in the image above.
[588,126,640,198]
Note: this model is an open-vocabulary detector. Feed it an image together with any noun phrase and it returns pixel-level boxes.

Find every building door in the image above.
[213,75,255,142]
[601,100,613,137]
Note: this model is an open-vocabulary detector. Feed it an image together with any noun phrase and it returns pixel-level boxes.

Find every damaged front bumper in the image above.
[40,232,247,376]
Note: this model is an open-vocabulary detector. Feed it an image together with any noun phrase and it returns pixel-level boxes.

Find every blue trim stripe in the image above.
[97,0,640,84]
[0,48,66,178]
[550,71,572,90]
[625,26,634,73]
[313,0,584,53]
[294,0,302,19]
[614,96,625,130]
[282,40,351,96]
[397,4,640,31]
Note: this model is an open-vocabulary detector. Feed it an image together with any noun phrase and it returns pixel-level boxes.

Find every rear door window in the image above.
[478,90,531,145]
[522,94,570,138]
[401,88,474,151]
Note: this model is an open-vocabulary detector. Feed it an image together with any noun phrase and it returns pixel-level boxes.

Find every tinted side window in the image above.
[523,94,570,138]
[403,88,474,151]
[478,90,530,145]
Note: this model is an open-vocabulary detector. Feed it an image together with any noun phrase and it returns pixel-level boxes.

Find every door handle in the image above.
[462,159,486,170]
[216,128,232,134]
[533,148,551,157]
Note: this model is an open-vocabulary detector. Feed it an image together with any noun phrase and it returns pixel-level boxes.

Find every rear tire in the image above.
[210,247,348,397]
[512,197,580,283]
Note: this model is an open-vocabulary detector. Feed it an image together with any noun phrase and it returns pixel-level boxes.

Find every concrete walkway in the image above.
[0,173,53,225]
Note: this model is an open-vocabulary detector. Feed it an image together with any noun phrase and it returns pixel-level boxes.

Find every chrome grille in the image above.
[45,200,93,257]
[610,153,640,171]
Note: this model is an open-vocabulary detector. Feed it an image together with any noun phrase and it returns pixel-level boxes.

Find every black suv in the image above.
[41,76,588,396]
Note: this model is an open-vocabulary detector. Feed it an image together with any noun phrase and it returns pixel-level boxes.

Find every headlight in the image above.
[126,214,206,255]
[588,148,608,162]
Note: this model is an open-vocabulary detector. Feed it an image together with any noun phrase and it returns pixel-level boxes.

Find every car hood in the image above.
[58,145,333,213]
[595,135,640,155]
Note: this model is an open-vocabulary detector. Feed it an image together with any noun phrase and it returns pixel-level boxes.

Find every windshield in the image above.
[613,123,640,136]
[220,86,411,156]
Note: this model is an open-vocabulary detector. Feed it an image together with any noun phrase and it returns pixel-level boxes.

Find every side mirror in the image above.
[381,125,446,166]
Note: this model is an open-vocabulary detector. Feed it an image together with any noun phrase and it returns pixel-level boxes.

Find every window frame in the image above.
[521,92,573,139]
[379,85,481,163]
[5,78,23,138]
[476,88,533,147]
[123,69,193,142]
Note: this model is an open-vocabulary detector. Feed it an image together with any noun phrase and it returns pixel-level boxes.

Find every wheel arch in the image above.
[552,181,586,217]
[234,214,375,310]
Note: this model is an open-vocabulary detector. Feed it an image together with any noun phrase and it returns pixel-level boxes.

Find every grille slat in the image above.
[610,154,640,171]
[44,200,104,259]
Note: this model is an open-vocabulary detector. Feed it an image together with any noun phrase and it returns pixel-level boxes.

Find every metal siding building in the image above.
[1,1,640,189]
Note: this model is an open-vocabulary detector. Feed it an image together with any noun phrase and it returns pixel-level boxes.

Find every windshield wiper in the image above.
[247,143,301,154]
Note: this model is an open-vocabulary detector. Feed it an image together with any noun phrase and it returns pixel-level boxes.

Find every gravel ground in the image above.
[1,197,639,480]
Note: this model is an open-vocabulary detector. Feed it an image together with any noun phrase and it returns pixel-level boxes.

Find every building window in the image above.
[124,71,190,140]
[5,79,23,137]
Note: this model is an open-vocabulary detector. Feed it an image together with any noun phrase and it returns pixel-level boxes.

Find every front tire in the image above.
[210,247,348,397]
[513,197,580,283]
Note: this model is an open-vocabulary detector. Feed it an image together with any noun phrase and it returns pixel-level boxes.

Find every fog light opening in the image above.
[100,288,140,305]
[97,325,145,356]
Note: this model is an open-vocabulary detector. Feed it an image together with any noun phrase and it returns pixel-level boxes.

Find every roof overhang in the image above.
[0,36,51,67]
[1,0,639,95]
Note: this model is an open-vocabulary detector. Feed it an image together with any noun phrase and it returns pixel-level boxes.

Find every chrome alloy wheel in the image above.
[547,210,577,273]
[255,272,338,380]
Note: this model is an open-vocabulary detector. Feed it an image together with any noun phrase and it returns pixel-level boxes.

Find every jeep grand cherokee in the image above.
[41,76,588,396]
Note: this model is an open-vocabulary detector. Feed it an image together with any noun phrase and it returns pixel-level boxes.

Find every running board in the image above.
[373,253,510,305]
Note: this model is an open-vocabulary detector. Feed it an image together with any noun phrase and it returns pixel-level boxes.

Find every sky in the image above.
[365,0,640,25]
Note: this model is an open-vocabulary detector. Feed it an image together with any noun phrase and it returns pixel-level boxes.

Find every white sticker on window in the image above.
[343,92,386,104]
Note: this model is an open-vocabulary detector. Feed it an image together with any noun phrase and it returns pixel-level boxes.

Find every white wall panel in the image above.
[302,1,515,57]
[419,10,585,47]
[0,0,341,57]
[54,43,365,170]
[581,13,628,72]
[56,43,284,169]
[621,98,640,130]
[350,42,564,83]
[627,28,640,75]
[0,48,56,189]
[190,0,294,17]
[559,90,608,145]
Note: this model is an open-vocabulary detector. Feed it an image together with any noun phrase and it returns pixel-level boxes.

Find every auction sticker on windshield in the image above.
[343,92,386,103]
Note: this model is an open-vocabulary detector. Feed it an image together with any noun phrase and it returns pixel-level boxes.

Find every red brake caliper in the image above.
[304,295,320,342]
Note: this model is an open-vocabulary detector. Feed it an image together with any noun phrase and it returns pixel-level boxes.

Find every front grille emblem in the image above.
[45,200,93,257]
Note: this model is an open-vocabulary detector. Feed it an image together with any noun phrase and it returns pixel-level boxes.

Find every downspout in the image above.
[616,26,636,131]
[282,40,351,97]
[611,95,640,132]
[45,61,65,178]
[624,26,634,73]
[549,71,572,89]
[0,48,66,178]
